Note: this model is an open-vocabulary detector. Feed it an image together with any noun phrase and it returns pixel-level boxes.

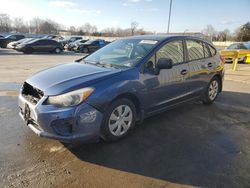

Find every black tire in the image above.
[82,47,89,53]
[202,77,220,105]
[24,47,33,54]
[54,47,62,54]
[101,98,136,141]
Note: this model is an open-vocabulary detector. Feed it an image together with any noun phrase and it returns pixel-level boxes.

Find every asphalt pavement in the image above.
[0,49,250,188]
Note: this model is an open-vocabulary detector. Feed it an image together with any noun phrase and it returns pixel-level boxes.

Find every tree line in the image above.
[0,13,249,41]
[0,13,151,37]
[202,22,250,42]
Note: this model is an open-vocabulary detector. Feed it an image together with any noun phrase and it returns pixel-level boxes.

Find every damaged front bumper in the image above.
[18,94,103,143]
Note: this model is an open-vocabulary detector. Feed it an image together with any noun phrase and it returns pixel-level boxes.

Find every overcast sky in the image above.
[0,0,249,33]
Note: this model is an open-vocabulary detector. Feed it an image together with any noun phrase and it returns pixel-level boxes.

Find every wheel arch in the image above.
[212,74,222,92]
[111,92,142,121]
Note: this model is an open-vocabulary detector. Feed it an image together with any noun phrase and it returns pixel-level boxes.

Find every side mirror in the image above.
[156,58,173,69]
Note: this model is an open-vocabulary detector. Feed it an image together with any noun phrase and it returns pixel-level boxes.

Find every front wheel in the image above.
[202,77,220,105]
[101,98,136,141]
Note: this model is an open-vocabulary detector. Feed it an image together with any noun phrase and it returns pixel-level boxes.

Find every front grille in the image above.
[22,82,44,104]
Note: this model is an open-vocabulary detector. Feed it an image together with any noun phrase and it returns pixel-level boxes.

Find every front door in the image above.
[140,40,190,115]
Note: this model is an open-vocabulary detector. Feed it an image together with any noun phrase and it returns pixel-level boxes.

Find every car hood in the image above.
[26,62,122,96]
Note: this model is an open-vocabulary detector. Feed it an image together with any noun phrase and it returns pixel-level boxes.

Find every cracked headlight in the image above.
[46,87,94,107]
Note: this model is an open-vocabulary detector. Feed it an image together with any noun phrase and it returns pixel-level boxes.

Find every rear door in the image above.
[185,39,217,97]
[93,41,100,51]
[31,40,42,51]
[15,35,25,40]
[32,40,49,52]
[41,40,53,52]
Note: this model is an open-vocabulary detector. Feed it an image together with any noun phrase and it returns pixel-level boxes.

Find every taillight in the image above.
[220,55,225,64]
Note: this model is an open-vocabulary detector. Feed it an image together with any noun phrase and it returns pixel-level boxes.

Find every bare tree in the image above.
[79,23,98,35]
[218,29,230,41]
[68,26,76,34]
[130,21,139,36]
[101,27,116,37]
[202,25,216,40]
[12,17,29,33]
[236,22,250,42]
[39,20,59,34]
[30,17,42,33]
[0,14,11,32]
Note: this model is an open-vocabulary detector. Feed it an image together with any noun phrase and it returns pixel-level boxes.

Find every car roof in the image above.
[125,35,211,43]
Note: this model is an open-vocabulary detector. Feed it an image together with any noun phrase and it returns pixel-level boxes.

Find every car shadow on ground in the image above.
[67,91,250,187]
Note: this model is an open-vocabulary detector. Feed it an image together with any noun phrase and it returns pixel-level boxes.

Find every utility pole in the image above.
[167,0,173,33]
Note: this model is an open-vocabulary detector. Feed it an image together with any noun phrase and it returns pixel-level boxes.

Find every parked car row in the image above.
[0,34,25,48]
[1,34,110,54]
[62,36,110,53]
[65,39,88,51]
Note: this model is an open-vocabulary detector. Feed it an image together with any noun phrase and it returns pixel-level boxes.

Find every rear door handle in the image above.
[180,69,188,75]
[207,62,213,68]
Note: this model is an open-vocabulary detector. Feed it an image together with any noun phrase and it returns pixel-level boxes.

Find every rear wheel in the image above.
[82,47,89,53]
[101,98,136,141]
[202,77,220,105]
[54,47,62,54]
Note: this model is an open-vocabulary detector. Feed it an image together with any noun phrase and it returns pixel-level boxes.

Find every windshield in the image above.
[5,35,13,38]
[84,40,96,45]
[73,39,82,44]
[227,43,248,50]
[244,43,250,49]
[83,39,158,67]
[25,38,39,44]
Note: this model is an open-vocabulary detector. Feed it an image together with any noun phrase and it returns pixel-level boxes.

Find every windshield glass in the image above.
[244,43,250,49]
[227,43,248,50]
[84,40,96,45]
[83,39,158,67]
[5,35,13,38]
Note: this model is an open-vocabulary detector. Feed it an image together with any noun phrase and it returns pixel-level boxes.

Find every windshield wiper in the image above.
[84,60,118,69]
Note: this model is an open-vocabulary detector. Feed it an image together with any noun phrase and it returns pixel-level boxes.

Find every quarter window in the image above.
[156,40,184,64]
[203,43,211,58]
[208,44,216,56]
[186,40,204,61]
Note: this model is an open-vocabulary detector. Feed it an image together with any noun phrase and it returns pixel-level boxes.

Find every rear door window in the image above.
[93,41,99,45]
[16,35,24,40]
[186,40,204,61]
[36,40,50,45]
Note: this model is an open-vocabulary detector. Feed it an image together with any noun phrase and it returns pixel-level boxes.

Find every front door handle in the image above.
[180,69,188,75]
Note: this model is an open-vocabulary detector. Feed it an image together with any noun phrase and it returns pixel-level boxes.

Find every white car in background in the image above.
[7,38,35,49]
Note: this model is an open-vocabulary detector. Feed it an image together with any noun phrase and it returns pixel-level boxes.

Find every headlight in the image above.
[46,87,94,107]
